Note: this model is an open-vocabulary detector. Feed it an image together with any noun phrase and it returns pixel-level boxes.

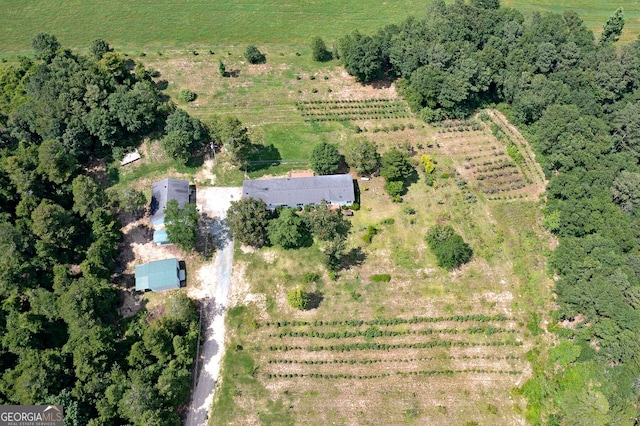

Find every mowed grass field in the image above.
[1,0,638,55]
[0,0,426,53]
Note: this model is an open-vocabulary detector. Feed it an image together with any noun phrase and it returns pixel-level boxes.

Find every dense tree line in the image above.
[0,35,200,424]
[339,1,640,423]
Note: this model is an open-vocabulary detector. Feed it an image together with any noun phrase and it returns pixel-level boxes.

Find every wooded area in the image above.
[337,1,640,423]
[0,35,200,425]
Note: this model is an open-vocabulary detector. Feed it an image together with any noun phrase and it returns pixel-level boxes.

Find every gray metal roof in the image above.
[150,178,190,226]
[242,174,355,207]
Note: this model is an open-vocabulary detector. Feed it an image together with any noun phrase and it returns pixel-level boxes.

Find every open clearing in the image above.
[1,0,637,54]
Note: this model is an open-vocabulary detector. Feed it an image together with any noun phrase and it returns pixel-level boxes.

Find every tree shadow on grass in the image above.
[342,247,367,270]
[246,143,282,172]
[306,292,324,310]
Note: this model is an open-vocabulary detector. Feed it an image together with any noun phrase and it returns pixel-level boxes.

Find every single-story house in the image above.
[242,174,355,209]
[150,178,190,227]
[135,258,185,291]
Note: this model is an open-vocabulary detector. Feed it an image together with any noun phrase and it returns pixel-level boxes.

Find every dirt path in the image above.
[185,187,242,426]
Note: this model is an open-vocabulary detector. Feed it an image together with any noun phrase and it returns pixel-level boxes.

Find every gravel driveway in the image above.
[186,187,242,426]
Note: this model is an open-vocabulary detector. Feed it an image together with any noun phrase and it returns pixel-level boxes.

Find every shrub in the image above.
[403,206,416,215]
[245,45,266,64]
[384,180,404,197]
[350,202,360,211]
[179,89,197,102]
[425,225,473,270]
[371,274,391,282]
[287,288,310,310]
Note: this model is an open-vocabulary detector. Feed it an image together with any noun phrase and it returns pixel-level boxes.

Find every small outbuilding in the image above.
[242,174,355,209]
[135,258,185,292]
[150,178,190,227]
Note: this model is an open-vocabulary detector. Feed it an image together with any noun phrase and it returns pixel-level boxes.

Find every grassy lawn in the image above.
[1,1,638,55]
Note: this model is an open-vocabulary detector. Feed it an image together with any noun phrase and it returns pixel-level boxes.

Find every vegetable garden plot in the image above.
[296,98,412,122]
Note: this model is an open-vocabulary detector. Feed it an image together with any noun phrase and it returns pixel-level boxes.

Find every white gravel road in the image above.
[185,187,242,426]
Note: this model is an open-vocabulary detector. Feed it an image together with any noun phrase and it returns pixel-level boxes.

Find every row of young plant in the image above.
[481,182,527,194]
[268,340,524,352]
[296,98,399,105]
[301,109,408,117]
[437,124,483,133]
[268,326,517,339]
[464,151,505,161]
[265,369,523,379]
[267,354,523,365]
[466,160,516,173]
[433,119,480,128]
[487,194,529,201]
[304,114,412,122]
[298,102,408,111]
[262,314,511,328]
[476,169,520,180]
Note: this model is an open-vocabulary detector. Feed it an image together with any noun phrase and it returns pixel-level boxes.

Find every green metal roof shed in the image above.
[135,258,182,291]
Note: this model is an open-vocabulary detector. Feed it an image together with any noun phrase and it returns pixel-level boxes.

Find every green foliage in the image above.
[371,274,391,282]
[345,137,380,175]
[286,287,310,310]
[384,180,404,197]
[31,33,60,62]
[218,59,226,76]
[72,175,106,217]
[164,199,199,251]
[311,36,331,62]
[305,201,351,241]
[245,45,266,64]
[309,141,340,175]
[380,149,412,182]
[90,38,112,60]
[601,8,625,43]
[211,115,252,167]
[339,31,383,82]
[226,197,270,247]
[178,89,197,102]
[425,225,472,270]
[268,208,306,249]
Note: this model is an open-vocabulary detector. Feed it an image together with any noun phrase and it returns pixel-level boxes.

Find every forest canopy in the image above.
[0,34,200,425]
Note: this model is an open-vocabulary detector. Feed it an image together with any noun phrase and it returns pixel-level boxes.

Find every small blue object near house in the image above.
[150,178,190,227]
[153,230,169,245]
[135,258,185,292]
[242,174,355,210]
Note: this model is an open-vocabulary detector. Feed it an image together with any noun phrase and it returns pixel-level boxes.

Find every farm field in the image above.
[213,162,552,425]
[0,0,638,55]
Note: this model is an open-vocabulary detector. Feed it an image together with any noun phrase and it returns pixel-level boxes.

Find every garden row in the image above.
[268,326,517,339]
[265,369,523,379]
[267,354,523,365]
[268,340,524,352]
[262,314,511,328]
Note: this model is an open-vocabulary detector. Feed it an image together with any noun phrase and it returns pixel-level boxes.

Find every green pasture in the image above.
[2,0,638,55]
[503,0,640,42]
[0,0,427,54]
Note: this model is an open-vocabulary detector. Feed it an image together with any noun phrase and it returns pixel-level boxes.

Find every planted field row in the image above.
[297,98,399,106]
[265,369,523,380]
[268,339,523,352]
[262,314,511,328]
[268,326,517,339]
[481,182,526,194]
[476,169,520,180]
[267,354,523,365]
[298,103,408,111]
